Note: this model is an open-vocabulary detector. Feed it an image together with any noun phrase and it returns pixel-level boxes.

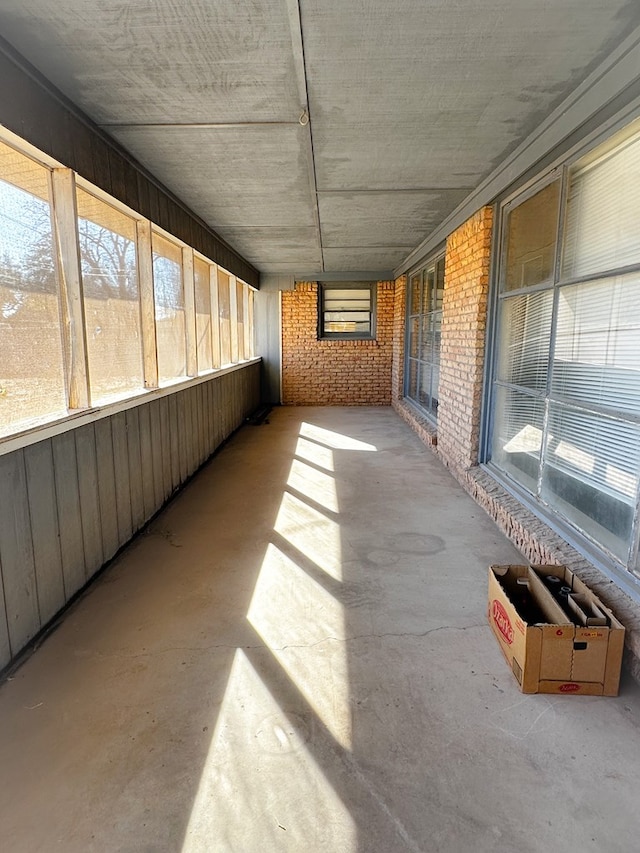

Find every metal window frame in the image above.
[318,281,376,340]
[482,115,640,583]
[403,249,445,422]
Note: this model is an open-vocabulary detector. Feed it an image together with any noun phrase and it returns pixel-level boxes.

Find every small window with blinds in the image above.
[491,118,640,576]
[319,282,375,338]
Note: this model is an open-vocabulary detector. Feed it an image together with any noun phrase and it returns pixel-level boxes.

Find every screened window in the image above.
[246,286,255,359]
[490,119,640,576]
[218,270,232,365]
[0,129,257,444]
[319,283,374,338]
[0,142,66,437]
[236,278,245,361]
[405,255,444,418]
[152,232,187,384]
[194,256,213,372]
[76,188,143,404]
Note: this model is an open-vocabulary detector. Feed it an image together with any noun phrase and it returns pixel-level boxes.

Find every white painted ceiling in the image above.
[0,0,638,276]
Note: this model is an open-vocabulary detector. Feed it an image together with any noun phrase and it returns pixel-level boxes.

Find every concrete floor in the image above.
[1,406,639,852]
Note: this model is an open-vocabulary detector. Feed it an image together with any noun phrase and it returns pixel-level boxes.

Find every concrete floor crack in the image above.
[89,624,486,660]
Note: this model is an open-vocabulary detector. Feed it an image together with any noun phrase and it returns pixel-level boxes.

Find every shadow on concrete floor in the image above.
[0,406,639,852]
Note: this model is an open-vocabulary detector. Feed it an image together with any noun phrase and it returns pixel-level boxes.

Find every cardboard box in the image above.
[488,564,625,695]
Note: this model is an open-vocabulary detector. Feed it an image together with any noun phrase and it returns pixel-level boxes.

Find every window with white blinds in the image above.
[491,118,640,575]
[562,129,640,279]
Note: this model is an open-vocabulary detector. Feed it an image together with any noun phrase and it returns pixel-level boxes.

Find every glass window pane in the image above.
[324,298,370,311]
[504,181,560,291]
[324,311,370,323]
[194,257,213,372]
[563,128,640,279]
[492,386,545,492]
[218,270,231,365]
[152,232,186,383]
[324,288,370,307]
[431,364,440,413]
[408,317,420,358]
[420,315,434,362]
[497,290,553,391]
[409,274,421,315]
[435,258,445,310]
[407,359,418,401]
[0,143,66,436]
[76,188,143,405]
[418,362,432,408]
[422,269,433,314]
[541,403,640,561]
[431,312,442,366]
[324,319,371,334]
[553,273,640,414]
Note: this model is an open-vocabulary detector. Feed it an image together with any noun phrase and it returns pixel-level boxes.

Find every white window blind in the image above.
[497,290,553,392]
[553,273,640,415]
[563,128,640,279]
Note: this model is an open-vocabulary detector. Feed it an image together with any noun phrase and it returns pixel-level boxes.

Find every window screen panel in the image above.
[504,180,560,292]
[194,257,213,372]
[218,271,232,365]
[552,273,640,414]
[563,129,640,279]
[76,188,143,405]
[0,143,66,436]
[236,279,245,361]
[492,386,545,492]
[152,232,187,383]
[246,287,254,359]
[497,290,553,392]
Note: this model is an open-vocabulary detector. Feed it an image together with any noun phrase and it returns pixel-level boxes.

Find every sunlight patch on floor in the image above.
[288,457,339,513]
[275,490,342,580]
[300,422,377,452]
[295,436,335,472]
[180,649,356,853]
[248,542,352,750]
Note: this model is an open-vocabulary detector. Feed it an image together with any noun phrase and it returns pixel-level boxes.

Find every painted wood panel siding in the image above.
[0,363,260,670]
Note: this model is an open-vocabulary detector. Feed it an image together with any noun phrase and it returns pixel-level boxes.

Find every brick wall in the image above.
[281,280,394,405]
[391,205,640,683]
[391,274,406,403]
[437,206,493,470]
